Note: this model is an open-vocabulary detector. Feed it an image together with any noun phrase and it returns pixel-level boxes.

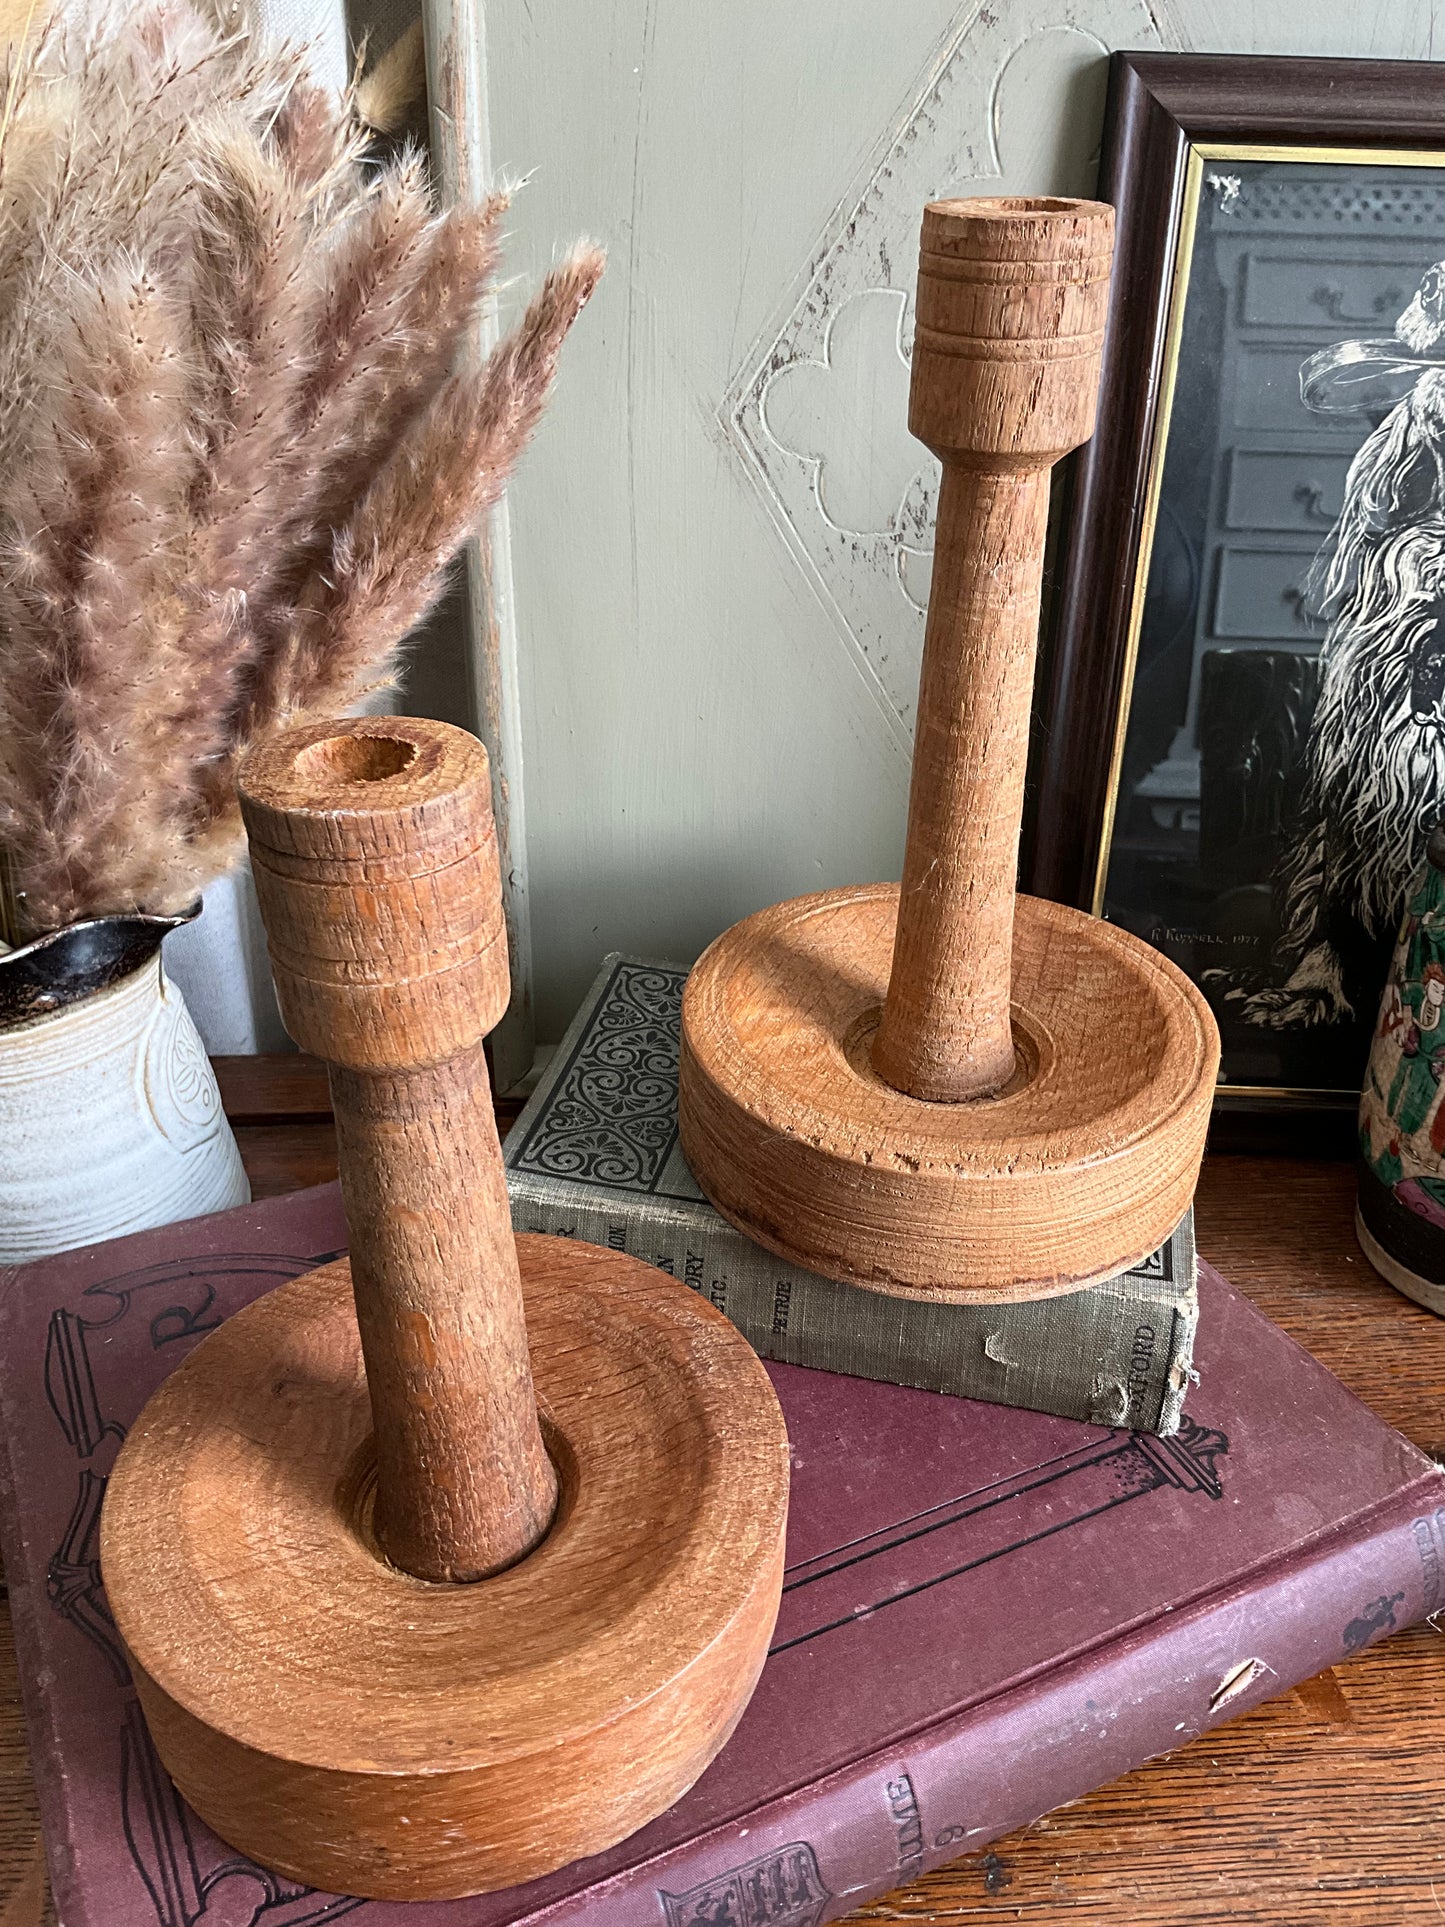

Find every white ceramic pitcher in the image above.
[0,908,249,1264]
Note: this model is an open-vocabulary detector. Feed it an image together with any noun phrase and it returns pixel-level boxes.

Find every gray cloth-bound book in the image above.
[503,956,1198,1436]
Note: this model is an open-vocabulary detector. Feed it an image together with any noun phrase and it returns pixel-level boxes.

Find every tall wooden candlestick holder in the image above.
[680,197,1219,1303]
[100,716,789,1902]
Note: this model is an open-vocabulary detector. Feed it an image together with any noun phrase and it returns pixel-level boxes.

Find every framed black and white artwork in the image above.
[1029,52,1445,1131]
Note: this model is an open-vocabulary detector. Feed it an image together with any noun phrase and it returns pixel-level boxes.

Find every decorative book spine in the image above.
[538,1472,1445,1927]
[503,956,1197,1435]
[506,1186,1195,1435]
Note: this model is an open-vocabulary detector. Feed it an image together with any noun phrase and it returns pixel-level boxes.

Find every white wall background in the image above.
[476,0,1445,1043]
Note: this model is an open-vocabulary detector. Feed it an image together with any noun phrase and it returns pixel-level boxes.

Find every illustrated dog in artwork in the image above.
[1226,262,1445,1029]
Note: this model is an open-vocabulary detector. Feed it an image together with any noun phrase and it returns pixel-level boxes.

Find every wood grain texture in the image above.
[327,1045,556,1581]
[239,716,553,1581]
[2,1096,1441,1920]
[210,1052,332,1122]
[874,460,1051,1098]
[0,1582,42,1927]
[215,1049,340,1196]
[218,1055,523,1196]
[679,199,1219,1302]
[875,198,1114,1101]
[227,1119,338,1195]
[682,885,1216,1300]
[100,1236,789,1901]
[99,717,790,1899]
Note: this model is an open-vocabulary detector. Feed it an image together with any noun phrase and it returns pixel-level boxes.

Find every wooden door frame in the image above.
[421,0,536,1093]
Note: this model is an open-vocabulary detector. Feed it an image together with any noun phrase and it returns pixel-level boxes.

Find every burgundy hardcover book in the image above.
[2,1185,1443,1927]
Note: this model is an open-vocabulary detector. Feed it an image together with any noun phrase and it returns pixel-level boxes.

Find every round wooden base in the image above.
[99,1236,790,1901]
[680,886,1218,1302]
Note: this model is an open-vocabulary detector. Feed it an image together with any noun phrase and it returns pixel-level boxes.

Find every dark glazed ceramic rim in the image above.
[0,902,201,1029]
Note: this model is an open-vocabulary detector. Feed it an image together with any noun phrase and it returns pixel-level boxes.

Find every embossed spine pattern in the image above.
[505,957,1199,1435]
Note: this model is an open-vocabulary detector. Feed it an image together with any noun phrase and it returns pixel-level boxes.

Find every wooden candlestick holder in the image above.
[100,716,789,1902]
[679,198,1219,1303]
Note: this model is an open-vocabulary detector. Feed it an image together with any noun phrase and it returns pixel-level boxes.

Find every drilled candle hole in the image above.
[337,1417,576,1583]
[294,733,418,784]
[842,1005,1047,1103]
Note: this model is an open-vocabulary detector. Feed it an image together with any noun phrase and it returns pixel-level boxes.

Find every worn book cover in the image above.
[1,1185,1442,1927]
[504,956,1197,1433]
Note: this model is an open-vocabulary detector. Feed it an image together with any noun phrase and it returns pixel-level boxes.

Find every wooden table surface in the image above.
[2,1061,1443,1925]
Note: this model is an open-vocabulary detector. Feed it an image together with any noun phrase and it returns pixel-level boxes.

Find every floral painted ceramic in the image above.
[1359,825,1445,1313]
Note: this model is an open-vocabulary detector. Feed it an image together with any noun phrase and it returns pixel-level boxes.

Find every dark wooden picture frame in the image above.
[1025,52,1445,1146]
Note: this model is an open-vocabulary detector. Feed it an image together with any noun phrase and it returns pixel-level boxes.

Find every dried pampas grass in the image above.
[0,0,601,936]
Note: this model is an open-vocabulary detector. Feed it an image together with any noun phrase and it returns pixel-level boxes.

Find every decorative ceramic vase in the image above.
[0,907,250,1264]
[1358,824,1445,1315]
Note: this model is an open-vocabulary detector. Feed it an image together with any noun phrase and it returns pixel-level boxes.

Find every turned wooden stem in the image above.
[872,196,1114,1103]
[327,1050,554,1581]
[238,717,557,1583]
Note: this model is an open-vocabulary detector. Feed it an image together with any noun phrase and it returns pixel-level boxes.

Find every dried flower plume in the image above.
[0,0,602,934]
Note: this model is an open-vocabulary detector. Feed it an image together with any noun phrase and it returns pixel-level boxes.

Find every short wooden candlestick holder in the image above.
[100,716,789,1901]
[680,198,1219,1303]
